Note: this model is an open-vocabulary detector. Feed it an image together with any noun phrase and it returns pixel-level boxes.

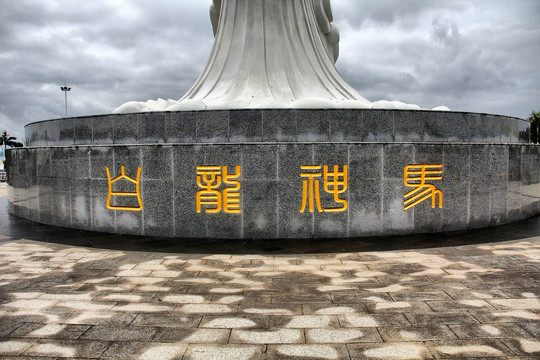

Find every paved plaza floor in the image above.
[0,183,539,359]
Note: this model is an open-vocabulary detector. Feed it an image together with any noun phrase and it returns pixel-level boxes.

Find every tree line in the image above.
[529,110,540,144]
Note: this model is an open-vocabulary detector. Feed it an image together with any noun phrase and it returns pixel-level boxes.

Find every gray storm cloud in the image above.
[0,0,539,139]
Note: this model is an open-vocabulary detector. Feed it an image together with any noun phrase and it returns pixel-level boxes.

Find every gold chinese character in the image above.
[300,165,348,213]
[223,166,241,214]
[323,165,348,212]
[300,166,323,213]
[403,164,443,210]
[196,166,241,214]
[196,166,222,213]
[106,166,143,211]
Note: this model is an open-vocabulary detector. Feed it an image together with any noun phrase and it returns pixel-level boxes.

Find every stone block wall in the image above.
[7,109,539,239]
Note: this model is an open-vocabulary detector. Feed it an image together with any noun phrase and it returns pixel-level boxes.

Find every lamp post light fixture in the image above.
[60,82,71,118]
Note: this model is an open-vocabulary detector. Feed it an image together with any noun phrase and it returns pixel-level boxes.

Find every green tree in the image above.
[528,110,540,144]
[1,130,23,170]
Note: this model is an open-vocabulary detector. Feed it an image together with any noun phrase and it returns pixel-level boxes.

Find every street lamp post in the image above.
[60,83,71,118]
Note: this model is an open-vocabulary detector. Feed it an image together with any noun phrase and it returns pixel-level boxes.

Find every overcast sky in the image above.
[1,0,539,140]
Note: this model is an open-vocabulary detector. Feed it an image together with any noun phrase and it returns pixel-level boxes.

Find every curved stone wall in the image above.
[7,110,540,239]
[24,109,531,146]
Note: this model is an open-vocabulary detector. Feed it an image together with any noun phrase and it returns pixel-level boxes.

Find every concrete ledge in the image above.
[24,109,531,147]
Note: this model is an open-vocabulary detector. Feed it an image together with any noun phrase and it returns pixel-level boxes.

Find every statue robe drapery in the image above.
[179,0,370,109]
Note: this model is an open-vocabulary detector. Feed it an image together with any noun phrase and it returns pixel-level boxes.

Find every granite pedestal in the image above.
[6,109,540,239]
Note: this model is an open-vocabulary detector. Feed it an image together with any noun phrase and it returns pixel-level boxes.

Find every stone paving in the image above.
[1,184,540,359]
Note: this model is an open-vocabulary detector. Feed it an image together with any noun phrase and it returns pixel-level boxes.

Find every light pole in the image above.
[60,82,71,118]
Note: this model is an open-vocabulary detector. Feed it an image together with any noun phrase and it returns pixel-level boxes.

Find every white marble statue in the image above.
[114,0,448,113]
[184,0,371,110]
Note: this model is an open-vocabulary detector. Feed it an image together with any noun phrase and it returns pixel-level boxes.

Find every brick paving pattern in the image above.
[0,184,539,359]
[0,237,538,359]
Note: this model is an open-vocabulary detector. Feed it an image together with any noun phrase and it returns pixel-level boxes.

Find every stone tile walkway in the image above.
[0,184,539,359]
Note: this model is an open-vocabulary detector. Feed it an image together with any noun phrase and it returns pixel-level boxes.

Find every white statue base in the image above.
[114,0,448,113]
